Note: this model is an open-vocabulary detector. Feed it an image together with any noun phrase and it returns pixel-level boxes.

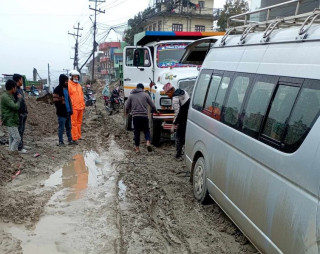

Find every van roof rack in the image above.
[227,0,320,33]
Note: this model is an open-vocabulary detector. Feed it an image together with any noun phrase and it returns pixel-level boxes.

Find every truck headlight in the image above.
[160,98,172,107]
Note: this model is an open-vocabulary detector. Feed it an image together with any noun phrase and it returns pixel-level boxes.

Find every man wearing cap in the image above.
[163,82,190,160]
[125,83,158,153]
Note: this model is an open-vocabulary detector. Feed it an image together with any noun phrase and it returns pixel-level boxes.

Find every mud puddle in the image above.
[1,140,126,254]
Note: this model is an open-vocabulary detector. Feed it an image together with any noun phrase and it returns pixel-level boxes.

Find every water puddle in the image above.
[2,141,126,254]
[118,179,127,201]
[45,151,106,201]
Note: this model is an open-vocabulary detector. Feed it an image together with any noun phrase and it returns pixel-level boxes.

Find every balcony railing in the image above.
[100,56,110,62]
[101,69,109,75]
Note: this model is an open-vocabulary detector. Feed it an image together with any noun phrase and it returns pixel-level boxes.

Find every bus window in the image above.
[224,75,250,126]
[126,48,134,66]
[203,74,222,118]
[192,71,212,111]
[262,85,299,141]
[242,76,277,137]
[283,80,320,152]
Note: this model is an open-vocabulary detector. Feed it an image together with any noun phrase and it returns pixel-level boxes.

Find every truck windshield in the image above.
[157,43,189,68]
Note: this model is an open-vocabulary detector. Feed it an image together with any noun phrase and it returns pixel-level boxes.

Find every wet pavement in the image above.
[1,140,126,254]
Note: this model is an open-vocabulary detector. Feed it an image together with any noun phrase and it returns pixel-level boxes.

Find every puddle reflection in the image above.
[45,151,106,201]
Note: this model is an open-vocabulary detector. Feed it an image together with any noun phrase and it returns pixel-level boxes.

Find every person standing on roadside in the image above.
[53,74,78,146]
[68,70,85,142]
[125,83,158,153]
[13,74,28,153]
[163,83,190,161]
[0,80,22,152]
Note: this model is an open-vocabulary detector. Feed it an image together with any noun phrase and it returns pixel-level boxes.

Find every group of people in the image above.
[0,70,86,152]
[125,82,190,160]
[0,74,28,153]
[53,70,85,146]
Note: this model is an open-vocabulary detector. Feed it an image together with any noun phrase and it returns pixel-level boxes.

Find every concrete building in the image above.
[99,41,127,83]
[145,0,214,32]
[250,0,320,21]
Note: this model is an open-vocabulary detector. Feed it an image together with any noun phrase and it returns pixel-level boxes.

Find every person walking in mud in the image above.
[0,80,22,152]
[68,70,85,142]
[13,74,28,153]
[53,74,78,146]
[125,83,158,153]
[163,83,190,161]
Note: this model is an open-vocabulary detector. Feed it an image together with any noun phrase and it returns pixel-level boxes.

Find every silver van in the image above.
[185,4,320,254]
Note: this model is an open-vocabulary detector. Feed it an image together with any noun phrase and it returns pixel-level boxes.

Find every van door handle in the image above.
[124,78,131,81]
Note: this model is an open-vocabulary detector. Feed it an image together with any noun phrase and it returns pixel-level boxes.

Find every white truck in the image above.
[123,31,223,146]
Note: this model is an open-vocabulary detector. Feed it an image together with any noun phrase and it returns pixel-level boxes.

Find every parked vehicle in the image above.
[104,95,124,115]
[123,31,224,145]
[84,89,96,107]
[185,3,320,254]
[1,74,43,93]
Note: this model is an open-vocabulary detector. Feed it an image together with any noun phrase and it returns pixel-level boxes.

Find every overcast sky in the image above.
[0,0,226,82]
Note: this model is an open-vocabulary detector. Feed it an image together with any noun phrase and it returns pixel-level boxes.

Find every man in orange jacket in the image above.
[68,70,85,141]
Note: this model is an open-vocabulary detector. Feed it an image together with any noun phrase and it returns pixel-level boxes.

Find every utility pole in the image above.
[48,63,51,91]
[63,69,70,76]
[89,0,105,81]
[68,22,83,71]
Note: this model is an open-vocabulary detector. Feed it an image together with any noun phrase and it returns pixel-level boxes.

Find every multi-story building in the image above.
[99,41,127,83]
[250,0,320,21]
[146,0,214,32]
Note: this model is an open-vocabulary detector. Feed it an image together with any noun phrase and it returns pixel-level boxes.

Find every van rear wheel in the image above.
[193,157,211,204]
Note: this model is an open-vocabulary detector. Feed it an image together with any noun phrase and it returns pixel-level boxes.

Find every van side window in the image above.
[242,76,277,137]
[262,85,299,141]
[224,75,250,126]
[214,76,231,118]
[192,71,212,111]
[283,80,320,152]
[203,74,222,118]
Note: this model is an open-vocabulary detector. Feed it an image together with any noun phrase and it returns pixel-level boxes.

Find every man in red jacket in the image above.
[68,70,85,141]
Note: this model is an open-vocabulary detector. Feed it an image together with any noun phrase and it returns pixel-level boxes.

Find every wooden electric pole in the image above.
[89,0,105,81]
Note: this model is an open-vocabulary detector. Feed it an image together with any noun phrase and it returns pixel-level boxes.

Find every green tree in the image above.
[217,0,249,32]
[124,7,154,45]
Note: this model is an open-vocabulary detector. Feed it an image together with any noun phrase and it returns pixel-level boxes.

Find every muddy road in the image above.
[0,85,258,254]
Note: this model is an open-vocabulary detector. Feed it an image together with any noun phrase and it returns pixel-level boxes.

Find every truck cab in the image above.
[123,31,223,146]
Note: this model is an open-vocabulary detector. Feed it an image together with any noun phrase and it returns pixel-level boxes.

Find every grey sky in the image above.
[0,0,226,82]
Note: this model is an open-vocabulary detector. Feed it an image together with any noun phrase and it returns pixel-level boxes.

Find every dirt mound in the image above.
[36,93,53,105]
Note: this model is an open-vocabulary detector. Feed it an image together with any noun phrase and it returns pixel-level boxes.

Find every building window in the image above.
[153,23,157,31]
[195,25,205,32]
[172,23,183,31]
[199,1,205,8]
[158,21,162,31]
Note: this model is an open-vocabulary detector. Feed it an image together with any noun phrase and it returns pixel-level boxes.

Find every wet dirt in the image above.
[0,81,258,254]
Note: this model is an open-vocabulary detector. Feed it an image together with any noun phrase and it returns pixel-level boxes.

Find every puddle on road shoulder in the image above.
[2,145,126,254]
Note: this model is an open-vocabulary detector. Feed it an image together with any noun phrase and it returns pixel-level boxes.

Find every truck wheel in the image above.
[124,114,132,131]
[151,119,161,147]
[193,157,211,204]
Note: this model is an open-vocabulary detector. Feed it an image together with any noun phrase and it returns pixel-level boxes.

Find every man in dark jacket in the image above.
[53,74,77,146]
[163,83,190,160]
[13,74,28,152]
[1,80,22,152]
[125,83,158,153]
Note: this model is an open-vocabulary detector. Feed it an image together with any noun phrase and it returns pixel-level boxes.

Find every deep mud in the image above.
[0,82,258,253]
